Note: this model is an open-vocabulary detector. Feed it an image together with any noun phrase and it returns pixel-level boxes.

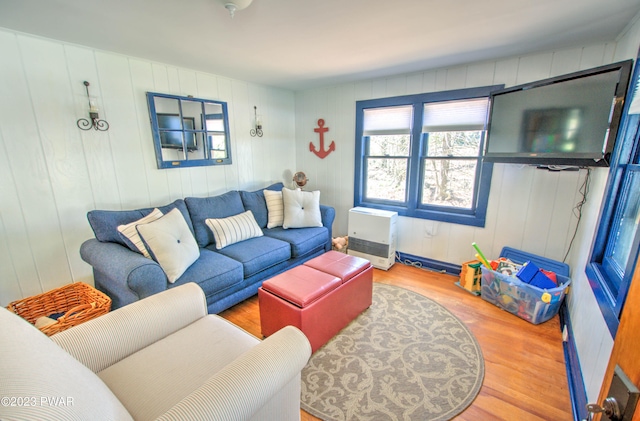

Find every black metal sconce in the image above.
[77,81,109,131]
[250,105,263,137]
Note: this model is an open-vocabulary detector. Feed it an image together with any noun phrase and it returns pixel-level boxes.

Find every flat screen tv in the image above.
[157,113,197,152]
[484,60,632,167]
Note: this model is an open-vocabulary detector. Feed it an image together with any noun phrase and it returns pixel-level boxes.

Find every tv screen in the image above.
[157,113,197,152]
[484,60,632,167]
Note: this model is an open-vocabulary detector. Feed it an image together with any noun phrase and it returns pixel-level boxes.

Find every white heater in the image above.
[347,207,397,270]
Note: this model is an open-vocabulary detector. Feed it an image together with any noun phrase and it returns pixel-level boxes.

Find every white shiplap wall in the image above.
[295,43,617,264]
[294,36,639,403]
[0,28,296,306]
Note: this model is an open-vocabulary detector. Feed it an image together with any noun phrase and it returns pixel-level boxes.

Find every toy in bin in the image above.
[516,261,557,290]
[457,260,483,295]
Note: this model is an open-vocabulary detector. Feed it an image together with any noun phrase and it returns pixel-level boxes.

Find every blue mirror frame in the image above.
[146,92,232,169]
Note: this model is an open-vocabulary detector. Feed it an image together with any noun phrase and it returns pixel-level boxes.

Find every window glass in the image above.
[368,134,410,156]
[365,157,408,202]
[425,131,482,157]
[606,169,640,290]
[422,159,477,208]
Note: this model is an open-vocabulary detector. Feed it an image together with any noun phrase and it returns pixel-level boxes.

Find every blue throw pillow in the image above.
[87,199,193,250]
[240,182,284,228]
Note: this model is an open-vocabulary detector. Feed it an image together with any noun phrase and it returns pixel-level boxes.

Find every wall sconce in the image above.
[250,105,263,137]
[77,81,109,131]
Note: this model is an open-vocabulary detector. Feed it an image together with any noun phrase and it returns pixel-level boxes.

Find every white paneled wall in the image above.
[2,14,640,407]
[294,35,639,404]
[0,28,296,306]
[295,43,616,265]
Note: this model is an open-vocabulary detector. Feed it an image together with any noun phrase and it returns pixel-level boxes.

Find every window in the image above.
[147,92,232,169]
[354,86,502,226]
[586,54,640,336]
[587,113,640,336]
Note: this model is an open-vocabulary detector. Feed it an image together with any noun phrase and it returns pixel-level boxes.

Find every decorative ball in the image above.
[293,171,308,188]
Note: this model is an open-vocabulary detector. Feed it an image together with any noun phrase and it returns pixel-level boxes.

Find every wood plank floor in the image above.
[219,263,573,421]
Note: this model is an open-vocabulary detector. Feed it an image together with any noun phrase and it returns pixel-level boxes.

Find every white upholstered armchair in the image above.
[0,283,311,421]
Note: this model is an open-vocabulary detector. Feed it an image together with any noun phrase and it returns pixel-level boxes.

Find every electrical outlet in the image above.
[424,222,438,237]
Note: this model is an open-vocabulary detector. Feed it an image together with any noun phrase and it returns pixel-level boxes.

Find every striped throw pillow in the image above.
[205,210,263,250]
[117,208,163,258]
[264,189,284,228]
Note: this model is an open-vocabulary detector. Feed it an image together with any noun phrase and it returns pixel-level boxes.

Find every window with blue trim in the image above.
[354,86,501,227]
[587,58,640,337]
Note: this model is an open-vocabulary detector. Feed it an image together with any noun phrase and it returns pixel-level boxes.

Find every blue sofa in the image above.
[80,183,335,314]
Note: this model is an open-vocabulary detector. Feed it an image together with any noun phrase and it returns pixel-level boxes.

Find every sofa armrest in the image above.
[320,205,335,251]
[80,238,169,305]
[157,325,312,421]
[51,283,208,373]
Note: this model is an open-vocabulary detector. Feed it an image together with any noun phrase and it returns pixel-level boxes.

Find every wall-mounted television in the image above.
[484,60,633,167]
[157,113,197,152]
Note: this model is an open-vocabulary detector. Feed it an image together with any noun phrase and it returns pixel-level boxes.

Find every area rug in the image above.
[300,283,484,421]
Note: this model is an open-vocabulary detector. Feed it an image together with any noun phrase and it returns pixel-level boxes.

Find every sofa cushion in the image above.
[205,210,263,249]
[137,209,200,283]
[264,189,285,229]
[263,226,329,258]
[240,183,284,228]
[171,249,244,297]
[0,308,133,421]
[97,315,258,421]
[117,208,164,258]
[209,236,291,278]
[185,191,246,248]
[282,188,322,229]
[88,199,194,248]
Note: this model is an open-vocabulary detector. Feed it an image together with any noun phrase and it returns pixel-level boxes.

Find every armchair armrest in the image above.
[80,239,169,306]
[51,283,208,373]
[157,325,312,421]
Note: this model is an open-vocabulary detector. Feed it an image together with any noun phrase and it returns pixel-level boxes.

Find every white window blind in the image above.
[363,105,413,136]
[422,98,489,132]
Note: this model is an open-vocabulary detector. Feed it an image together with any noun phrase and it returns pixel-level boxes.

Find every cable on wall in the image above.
[563,168,591,263]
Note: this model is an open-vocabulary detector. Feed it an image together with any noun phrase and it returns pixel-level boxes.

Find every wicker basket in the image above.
[7,282,111,336]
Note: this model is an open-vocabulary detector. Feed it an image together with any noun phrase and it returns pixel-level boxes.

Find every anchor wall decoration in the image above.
[309,118,335,159]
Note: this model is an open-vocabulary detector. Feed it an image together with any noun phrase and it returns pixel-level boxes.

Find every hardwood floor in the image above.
[219,263,573,421]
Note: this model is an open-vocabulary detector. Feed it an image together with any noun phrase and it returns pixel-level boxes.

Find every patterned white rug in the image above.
[301,283,484,421]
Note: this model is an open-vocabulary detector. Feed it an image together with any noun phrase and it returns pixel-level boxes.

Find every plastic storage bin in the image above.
[480,247,571,324]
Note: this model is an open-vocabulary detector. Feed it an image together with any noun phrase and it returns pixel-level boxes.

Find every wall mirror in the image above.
[146,92,232,169]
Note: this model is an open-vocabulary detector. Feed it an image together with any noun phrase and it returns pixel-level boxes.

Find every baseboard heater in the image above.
[347,207,397,270]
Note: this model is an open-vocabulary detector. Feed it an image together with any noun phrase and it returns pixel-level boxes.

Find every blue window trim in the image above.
[354,85,502,227]
[586,53,640,337]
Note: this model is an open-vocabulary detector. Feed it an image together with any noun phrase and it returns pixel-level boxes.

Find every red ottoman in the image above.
[258,251,373,352]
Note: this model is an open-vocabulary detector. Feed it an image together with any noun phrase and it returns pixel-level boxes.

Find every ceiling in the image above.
[1,0,640,91]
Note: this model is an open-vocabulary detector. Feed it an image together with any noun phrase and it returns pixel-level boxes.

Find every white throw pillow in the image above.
[263,189,284,228]
[282,188,322,229]
[205,210,264,249]
[136,208,200,283]
[117,208,163,258]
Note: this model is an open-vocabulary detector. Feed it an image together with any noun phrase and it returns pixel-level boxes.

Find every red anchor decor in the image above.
[309,119,335,159]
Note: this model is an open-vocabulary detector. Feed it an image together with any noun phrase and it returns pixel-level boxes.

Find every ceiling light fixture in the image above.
[218,0,253,18]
